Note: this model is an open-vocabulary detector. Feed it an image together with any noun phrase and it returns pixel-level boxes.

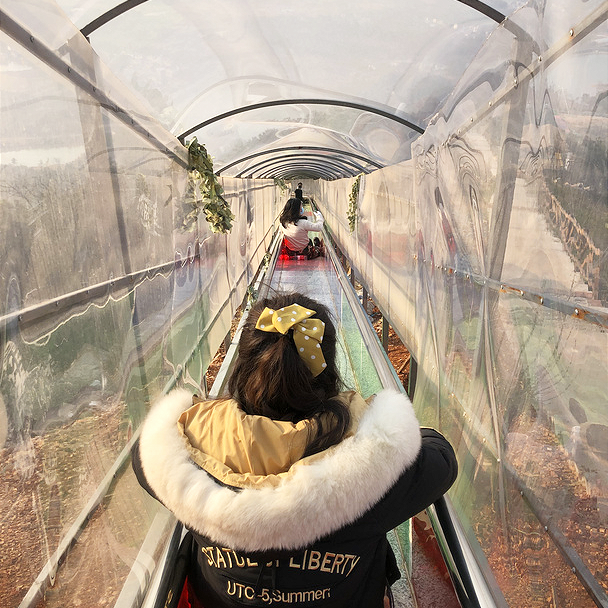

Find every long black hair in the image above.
[227,292,350,456]
[279,198,306,228]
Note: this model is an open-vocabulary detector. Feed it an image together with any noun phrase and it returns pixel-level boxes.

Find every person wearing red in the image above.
[279,198,324,258]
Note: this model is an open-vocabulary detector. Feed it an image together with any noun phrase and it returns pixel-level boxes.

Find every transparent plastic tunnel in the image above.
[0,1,607,607]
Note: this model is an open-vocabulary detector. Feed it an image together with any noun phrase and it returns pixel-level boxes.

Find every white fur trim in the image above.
[139,388,421,551]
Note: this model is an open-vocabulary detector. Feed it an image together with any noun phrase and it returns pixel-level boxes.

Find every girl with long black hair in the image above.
[133,292,457,607]
[279,198,324,258]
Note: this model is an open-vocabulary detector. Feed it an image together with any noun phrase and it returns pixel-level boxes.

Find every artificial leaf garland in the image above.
[274,177,288,193]
[182,138,234,233]
[347,174,362,232]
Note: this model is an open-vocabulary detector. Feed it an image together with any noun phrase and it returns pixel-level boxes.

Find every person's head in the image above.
[280,198,306,227]
[228,292,349,455]
[298,182,302,189]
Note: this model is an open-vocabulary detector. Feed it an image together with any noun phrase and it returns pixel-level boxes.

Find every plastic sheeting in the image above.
[1,0,607,606]
[315,3,607,605]
[49,0,531,173]
[0,10,278,604]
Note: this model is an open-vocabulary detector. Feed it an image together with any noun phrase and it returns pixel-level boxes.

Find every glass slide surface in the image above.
[270,245,415,608]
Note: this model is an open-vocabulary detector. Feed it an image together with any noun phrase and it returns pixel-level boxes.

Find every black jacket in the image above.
[133,388,457,607]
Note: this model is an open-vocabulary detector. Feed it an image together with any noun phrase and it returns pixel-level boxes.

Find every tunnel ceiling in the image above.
[51,0,529,179]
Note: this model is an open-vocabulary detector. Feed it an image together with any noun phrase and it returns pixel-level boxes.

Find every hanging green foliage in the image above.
[347,174,362,232]
[182,138,234,234]
[274,177,288,193]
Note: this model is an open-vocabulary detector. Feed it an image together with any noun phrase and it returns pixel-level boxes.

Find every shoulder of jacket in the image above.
[138,387,422,552]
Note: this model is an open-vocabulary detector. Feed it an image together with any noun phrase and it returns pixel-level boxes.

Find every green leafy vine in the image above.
[273,178,288,193]
[347,174,362,232]
[182,137,234,233]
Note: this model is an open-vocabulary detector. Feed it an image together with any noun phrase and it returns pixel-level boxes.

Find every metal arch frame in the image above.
[273,171,336,181]
[266,160,352,179]
[235,153,368,179]
[78,0,511,147]
[80,0,506,38]
[457,0,504,24]
[268,167,337,180]
[0,7,188,169]
[257,162,343,180]
[258,161,343,180]
[169,75,424,135]
[81,0,149,38]
[259,168,341,181]
[270,167,335,180]
[230,150,371,175]
[238,152,367,175]
[247,160,347,179]
[272,163,338,178]
[178,98,425,142]
[248,166,348,180]
[277,172,326,180]
[216,146,383,176]
[237,159,368,179]
[238,155,362,179]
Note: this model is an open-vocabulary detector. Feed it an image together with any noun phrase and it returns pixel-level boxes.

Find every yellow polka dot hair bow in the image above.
[255,304,327,376]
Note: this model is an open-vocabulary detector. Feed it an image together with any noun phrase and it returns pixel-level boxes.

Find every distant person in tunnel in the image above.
[132,291,457,608]
[279,197,325,259]
[294,181,303,200]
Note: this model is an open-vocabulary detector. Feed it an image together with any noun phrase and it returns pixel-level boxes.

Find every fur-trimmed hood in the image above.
[138,387,422,552]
